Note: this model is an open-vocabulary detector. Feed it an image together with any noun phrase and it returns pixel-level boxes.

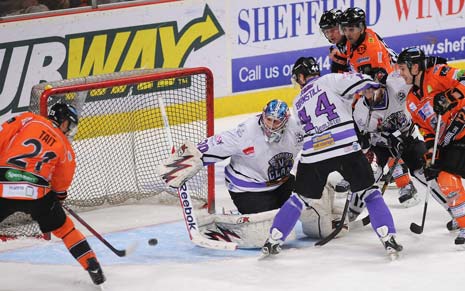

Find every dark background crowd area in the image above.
[0,0,135,17]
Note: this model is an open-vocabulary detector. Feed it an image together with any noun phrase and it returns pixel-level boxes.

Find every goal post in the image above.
[0,67,215,239]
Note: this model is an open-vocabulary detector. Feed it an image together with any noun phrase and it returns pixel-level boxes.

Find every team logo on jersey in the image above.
[267,152,293,181]
[408,102,417,112]
[356,44,367,54]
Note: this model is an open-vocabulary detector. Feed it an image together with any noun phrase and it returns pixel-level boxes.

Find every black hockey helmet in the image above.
[319,9,342,30]
[292,57,320,81]
[397,47,426,70]
[48,102,79,135]
[339,7,366,27]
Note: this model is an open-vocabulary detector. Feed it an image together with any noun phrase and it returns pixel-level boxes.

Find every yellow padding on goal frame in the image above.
[74,101,207,140]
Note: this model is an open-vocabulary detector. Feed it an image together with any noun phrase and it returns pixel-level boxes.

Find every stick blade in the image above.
[410,223,423,234]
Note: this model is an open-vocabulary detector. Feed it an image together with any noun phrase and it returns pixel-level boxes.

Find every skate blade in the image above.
[454,243,465,250]
[258,250,279,261]
[387,251,400,261]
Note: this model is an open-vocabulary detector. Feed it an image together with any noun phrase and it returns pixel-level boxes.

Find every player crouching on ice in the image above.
[261,57,403,259]
[157,100,348,248]
[0,103,105,285]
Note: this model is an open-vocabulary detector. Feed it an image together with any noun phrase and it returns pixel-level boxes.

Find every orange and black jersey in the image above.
[346,28,396,75]
[0,112,76,200]
[405,64,465,149]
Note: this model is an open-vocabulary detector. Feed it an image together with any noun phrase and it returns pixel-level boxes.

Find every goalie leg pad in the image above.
[198,209,296,249]
[300,184,348,238]
[156,140,203,188]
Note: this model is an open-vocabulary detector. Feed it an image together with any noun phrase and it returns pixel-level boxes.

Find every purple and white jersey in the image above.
[293,72,379,163]
[198,115,303,193]
[353,72,415,147]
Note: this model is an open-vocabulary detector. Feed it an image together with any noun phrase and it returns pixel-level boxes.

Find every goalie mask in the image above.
[48,102,79,138]
[260,99,290,143]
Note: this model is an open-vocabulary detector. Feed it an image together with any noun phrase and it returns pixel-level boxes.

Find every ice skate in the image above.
[380,234,403,260]
[87,258,106,285]
[398,182,420,208]
[260,238,282,259]
[447,219,459,231]
[455,229,465,247]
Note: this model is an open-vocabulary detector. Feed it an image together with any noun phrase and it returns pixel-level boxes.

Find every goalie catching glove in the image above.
[156,141,203,188]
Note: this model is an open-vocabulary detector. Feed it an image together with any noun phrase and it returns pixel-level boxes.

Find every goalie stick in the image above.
[63,204,136,257]
[158,96,237,251]
[314,186,352,246]
[410,115,442,234]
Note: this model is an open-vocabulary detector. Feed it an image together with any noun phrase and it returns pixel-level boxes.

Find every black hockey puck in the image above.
[148,238,158,246]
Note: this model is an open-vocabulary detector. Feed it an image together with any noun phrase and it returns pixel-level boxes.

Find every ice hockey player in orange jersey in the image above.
[338,7,396,76]
[338,7,422,202]
[398,47,465,244]
[0,103,106,285]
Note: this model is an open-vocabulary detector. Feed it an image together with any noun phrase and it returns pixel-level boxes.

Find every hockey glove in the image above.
[383,130,404,156]
[423,151,441,181]
[379,111,410,134]
[357,132,371,153]
[156,140,203,188]
[433,89,462,115]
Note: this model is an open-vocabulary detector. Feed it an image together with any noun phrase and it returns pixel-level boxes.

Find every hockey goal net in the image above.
[0,67,215,240]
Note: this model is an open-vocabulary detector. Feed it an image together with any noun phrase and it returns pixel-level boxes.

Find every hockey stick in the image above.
[410,115,442,234]
[158,97,237,251]
[315,190,352,246]
[63,204,134,257]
